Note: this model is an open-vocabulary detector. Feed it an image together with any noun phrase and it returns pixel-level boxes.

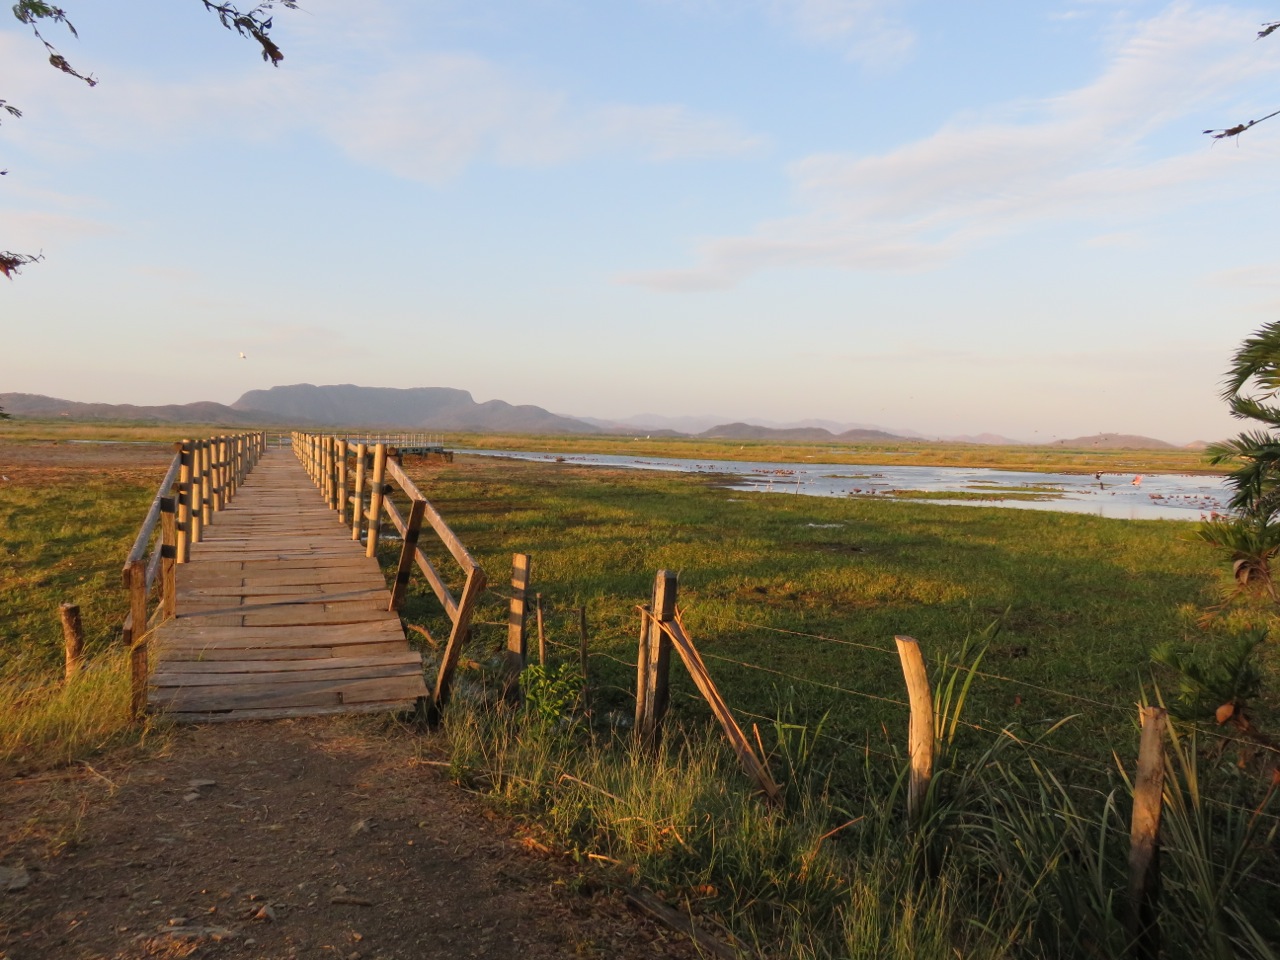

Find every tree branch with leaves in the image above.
[2,0,297,277]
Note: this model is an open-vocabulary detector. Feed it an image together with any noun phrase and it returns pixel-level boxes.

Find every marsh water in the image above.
[464,449,1228,521]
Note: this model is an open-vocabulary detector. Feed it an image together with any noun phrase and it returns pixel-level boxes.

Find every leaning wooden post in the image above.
[126,559,148,721]
[160,496,177,618]
[505,553,532,700]
[336,439,349,524]
[176,441,192,561]
[388,499,426,611]
[365,443,387,558]
[640,571,677,748]
[895,635,935,828]
[351,442,368,541]
[432,564,489,714]
[1127,706,1167,960]
[59,602,83,681]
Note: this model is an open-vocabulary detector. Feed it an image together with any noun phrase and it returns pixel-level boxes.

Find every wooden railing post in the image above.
[126,559,148,721]
[336,439,349,524]
[505,553,531,699]
[1128,706,1167,960]
[895,635,935,827]
[60,602,83,681]
[366,443,387,558]
[638,571,677,747]
[160,496,177,618]
[350,442,366,541]
[176,440,192,561]
[199,438,212,529]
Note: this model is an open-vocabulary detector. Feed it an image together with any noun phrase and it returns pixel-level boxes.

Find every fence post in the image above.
[579,605,590,710]
[365,444,387,558]
[536,593,546,666]
[635,603,652,731]
[639,571,677,747]
[60,602,83,681]
[432,564,489,714]
[505,554,531,700]
[895,635,934,827]
[1128,706,1167,960]
[351,442,368,541]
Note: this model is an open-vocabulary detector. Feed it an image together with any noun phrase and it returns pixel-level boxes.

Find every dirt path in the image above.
[1,718,696,960]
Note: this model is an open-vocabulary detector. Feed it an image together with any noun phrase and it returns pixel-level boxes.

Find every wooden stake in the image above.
[634,604,652,731]
[579,605,589,696]
[641,571,677,748]
[536,593,546,666]
[59,602,83,681]
[505,554,531,699]
[1128,706,1167,960]
[895,635,934,827]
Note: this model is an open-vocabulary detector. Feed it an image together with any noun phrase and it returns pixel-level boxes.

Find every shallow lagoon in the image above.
[463,449,1228,521]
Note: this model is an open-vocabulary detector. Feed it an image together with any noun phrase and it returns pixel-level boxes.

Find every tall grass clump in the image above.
[0,650,150,775]
[430,630,1280,959]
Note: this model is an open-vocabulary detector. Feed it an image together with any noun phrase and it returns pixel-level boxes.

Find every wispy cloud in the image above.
[769,0,914,65]
[621,3,1280,291]
[0,31,762,184]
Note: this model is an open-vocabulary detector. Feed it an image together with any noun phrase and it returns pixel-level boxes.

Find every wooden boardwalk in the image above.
[148,447,428,722]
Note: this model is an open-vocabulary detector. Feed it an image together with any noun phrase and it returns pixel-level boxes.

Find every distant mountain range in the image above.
[0,385,1199,449]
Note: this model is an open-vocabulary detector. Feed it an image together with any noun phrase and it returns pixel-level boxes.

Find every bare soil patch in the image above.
[0,717,696,960]
[0,441,174,488]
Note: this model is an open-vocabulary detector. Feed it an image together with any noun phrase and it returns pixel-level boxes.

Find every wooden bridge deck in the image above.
[148,447,428,722]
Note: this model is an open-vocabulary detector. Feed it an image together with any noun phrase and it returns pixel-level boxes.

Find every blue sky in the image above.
[3,0,1280,443]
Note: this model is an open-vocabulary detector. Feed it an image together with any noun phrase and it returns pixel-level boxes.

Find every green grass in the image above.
[391,454,1262,762]
[0,458,167,775]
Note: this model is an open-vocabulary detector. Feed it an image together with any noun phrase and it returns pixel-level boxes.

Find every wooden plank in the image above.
[152,674,427,711]
[165,700,421,723]
[159,641,410,661]
[151,661,424,688]
[154,620,405,646]
[153,651,421,674]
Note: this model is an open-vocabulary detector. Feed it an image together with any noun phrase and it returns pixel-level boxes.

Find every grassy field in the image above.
[3,428,1276,957]
[391,453,1269,756]
[2,416,1216,473]
[383,451,1279,958]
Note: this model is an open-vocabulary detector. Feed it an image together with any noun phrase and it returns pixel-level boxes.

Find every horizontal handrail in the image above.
[384,458,477,573]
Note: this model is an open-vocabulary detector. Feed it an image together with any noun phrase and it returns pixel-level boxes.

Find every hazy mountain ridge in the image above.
[231,384,599,434]
[0,387,1193,448]
[0,393,295,425]
[698,422,907,442]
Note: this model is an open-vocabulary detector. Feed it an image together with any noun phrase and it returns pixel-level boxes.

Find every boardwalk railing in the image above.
[292,432,486,714]
[122,432,265,718]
